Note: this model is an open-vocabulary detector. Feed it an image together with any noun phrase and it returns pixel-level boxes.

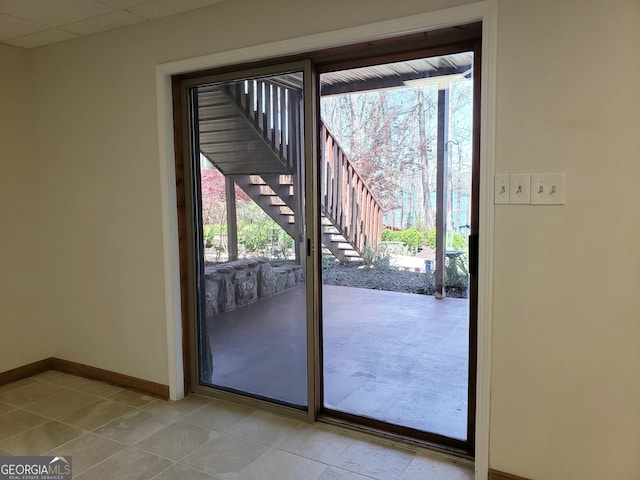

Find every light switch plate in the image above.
[531,173,566,205]
[494,174,510,204]
[509,174,531,204]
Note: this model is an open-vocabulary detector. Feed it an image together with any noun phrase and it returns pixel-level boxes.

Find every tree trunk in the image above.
[418,88,434,229]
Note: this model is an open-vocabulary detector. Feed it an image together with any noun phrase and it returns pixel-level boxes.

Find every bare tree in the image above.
[320,81,472,234]
[416,87,437,229]
[448,80,473,234]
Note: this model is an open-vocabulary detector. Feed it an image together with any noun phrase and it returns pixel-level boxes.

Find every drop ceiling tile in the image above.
[5,28,77,48]
[0,13,47,41]
[62,10,146,35]
[95,0,158,8]
[128,0,224,20]
[0,0,115,27]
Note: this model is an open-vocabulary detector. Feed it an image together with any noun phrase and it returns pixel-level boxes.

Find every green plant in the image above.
[381,229,402,242]
[237,213,294,258]
[322,255,339,268]
[451,233,467,251]
[426,229,437,249]
[423,229,467,251]
[273,230,294,259]
[361,243,391,270]
[424,271,436,295]
[375,251,391,269]
[202,225,215,248]
[202,224,227,248]
[361,243,375,269]
[400,228,425,251]
[445,254,469,287]
[382,228,425,252]
[238,223,270,252]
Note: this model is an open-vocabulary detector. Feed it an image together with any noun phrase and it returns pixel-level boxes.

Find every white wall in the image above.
[0,45,52,370]
[8,0,639,478]
[491,1,640,478]
[28,0,478,403]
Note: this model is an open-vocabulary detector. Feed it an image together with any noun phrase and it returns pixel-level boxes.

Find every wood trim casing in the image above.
[156,0,498,472]
[51,359,169,399]
[0,358,53,386]
[173,23,481,84]
[172,75,192,397]
[489,469,532,480]
[0,358,169,400]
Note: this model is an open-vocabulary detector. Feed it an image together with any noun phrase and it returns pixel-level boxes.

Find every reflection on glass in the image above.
[319,53,473,439]
[193,72,307,409]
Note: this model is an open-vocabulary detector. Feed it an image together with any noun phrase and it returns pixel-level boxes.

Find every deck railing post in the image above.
[225,176,239,261]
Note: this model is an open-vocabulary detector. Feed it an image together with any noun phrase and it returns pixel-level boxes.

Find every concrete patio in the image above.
[203,283,469,440]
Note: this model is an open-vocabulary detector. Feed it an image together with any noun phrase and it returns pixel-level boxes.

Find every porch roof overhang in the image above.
[319,52,473,96]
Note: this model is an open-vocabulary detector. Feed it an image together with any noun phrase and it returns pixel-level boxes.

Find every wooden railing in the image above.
[224,80,383,258]
[225,80,301,173]
[320,124,383,254]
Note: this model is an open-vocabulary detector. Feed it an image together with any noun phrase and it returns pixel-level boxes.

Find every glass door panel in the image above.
[319,52,474,440]
[189,70,308,409]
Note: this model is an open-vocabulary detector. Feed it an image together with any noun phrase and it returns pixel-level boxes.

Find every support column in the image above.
[435,86,450,299]
[225,176,238,261]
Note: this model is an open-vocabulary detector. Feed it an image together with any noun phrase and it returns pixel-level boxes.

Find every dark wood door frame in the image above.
[171,21,482,456]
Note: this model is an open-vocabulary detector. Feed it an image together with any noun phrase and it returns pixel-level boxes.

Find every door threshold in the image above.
[317,412,474,463]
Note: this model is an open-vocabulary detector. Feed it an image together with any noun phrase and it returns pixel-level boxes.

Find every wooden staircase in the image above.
[197,78,382,263]
[233,174,296,236]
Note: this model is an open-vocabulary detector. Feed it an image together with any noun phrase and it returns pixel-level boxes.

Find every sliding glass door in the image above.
[176,29,480,453]
[318,52,476,445]
[182,64,313,410]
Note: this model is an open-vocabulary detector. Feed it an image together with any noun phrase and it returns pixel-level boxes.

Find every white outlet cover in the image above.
[494,174,510,204]
[531,173,566,205]
[509,174,531,204]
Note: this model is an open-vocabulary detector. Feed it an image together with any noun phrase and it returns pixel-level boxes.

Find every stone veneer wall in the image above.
[204,257,304,317]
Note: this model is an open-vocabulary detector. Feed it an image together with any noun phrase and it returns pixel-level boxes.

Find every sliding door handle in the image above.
[468,234,478,275]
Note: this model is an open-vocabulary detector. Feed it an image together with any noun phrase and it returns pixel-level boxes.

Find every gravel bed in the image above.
[322,263,428,294]
[205,257,467,297]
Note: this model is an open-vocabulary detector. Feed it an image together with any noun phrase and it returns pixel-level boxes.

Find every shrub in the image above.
[382,228,425,250]
[202,224,227,248]
[238,223,270,252]
[424,229,467,251]
[452,233,467,251]
[446,254,469,285]
[426,229,437,249]
[381,229,402,242]
[400,228,425,250]
[361,243,392,270]
[273,229,294,259]
[203,225,214,248]
[238,218,293,258]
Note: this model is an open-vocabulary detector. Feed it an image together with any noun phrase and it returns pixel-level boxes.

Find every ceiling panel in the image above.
[0,0,228,49]
[0,0,115,26]
[62,10,145,35]
[0,13,45,41]
[5,28,78,48]
[96,0,161,8]
[128,0,225,20]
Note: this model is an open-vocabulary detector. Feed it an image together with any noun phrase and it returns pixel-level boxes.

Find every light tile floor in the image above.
[0,371,474,480]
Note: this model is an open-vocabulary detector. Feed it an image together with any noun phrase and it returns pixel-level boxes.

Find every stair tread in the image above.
[197,81,369,263]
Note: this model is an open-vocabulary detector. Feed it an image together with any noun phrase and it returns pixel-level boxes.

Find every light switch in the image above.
[531,173,566,205]
[494,174,510,204]
[509,174,531,204]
